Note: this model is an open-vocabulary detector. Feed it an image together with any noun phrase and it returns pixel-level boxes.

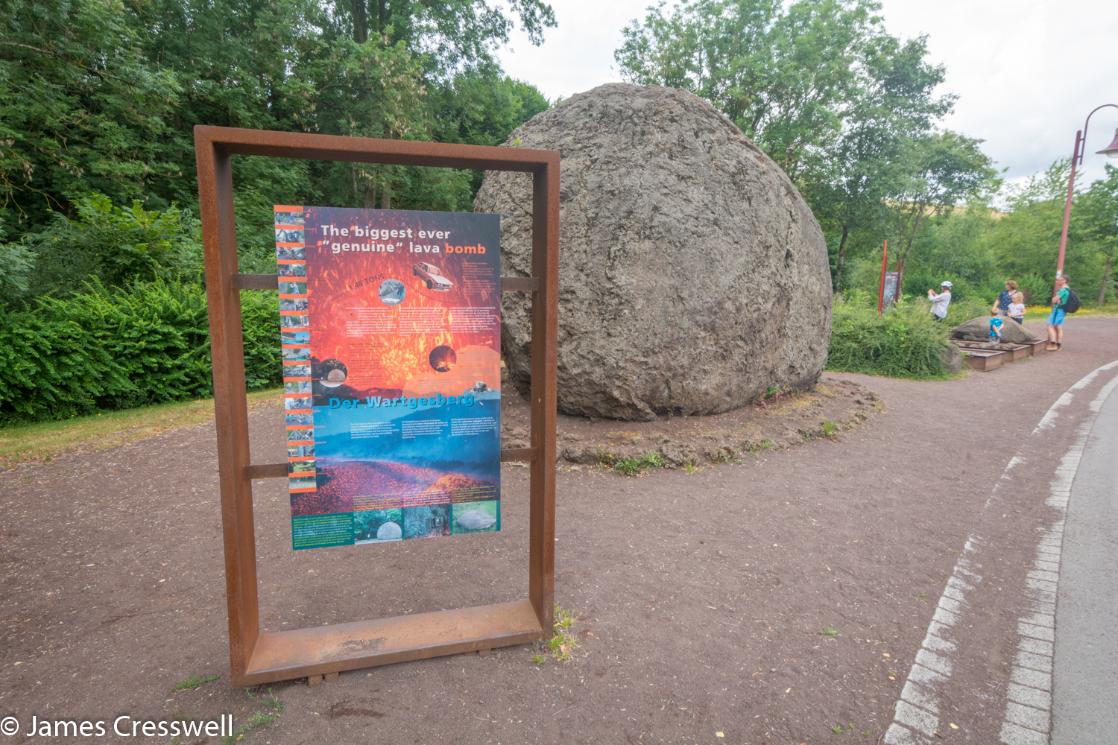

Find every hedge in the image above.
[826,299,953,379]
[0,281,281,423]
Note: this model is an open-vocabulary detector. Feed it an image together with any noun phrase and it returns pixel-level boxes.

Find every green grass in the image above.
[221,687,284,744]
[0,388,280,470]
[533,605,578,664]
[222,711,280,745]
[245,687,284,712]
[172,673,221,692]
[820,627,840,638]
[743,439,776,456]
[612,452,665,477]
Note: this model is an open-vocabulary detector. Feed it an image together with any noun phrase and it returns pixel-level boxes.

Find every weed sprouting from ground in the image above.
[613,452,665,476]
[531,606,579,665]
[221,687,284,744]
[548,606,579,661]
[222,711,280,744]
[246,687,284,713]
[172,674,221,692]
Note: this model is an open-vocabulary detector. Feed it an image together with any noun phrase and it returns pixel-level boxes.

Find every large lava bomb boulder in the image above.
[475,84,832,420]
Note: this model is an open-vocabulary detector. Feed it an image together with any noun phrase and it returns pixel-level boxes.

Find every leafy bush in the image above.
[827,298,953,379]
[942,295,989,324]
[0,281,280,423]
[1014,273,1052,305]
[1,194,202,306]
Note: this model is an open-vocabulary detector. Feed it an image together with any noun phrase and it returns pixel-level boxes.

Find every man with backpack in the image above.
[1047,275,1081,351]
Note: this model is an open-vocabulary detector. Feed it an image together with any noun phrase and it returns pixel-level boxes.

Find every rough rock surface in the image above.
[475,83,832,420]
[952,317,1038,344]
[940,343,964,374]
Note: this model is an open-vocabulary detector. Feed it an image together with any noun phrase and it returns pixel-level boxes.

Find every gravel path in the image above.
[1,317,1115,745]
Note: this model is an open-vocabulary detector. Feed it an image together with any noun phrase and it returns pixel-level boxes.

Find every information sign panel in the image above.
[274,206,502,550]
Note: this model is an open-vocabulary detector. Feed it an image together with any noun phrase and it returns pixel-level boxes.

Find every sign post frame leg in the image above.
[197,139,261,683]
[528,166,559,633]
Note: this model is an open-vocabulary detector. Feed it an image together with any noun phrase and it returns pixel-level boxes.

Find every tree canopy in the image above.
[1,0,554,281]
[1,0,1114,310]
[615,0,1006,290]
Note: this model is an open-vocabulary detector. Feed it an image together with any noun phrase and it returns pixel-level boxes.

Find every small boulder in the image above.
[940,343,963,374]
[952,317,1038,344]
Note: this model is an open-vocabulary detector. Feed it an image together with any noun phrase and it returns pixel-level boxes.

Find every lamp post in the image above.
[1055,104,1118,278]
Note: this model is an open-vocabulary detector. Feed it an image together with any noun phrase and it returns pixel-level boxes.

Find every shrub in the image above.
[1015,273,1051,305]
[826,298,953,379]
[1,194,202,306]
[0,281,281,423]
[943,295,989,324]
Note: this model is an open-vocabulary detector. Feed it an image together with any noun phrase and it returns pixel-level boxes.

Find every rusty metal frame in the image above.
[194,126,558,687]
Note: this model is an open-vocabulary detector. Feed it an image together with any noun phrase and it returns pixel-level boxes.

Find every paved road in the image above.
[1052,379,1118,744]
[880,336,1118,745]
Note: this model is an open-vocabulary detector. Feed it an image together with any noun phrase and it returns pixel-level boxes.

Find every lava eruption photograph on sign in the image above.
[274,205,502,550]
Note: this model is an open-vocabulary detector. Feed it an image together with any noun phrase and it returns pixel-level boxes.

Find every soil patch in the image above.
[502,374,881,469]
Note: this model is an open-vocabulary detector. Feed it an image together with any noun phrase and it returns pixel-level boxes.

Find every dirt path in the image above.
[2,317,1116,745]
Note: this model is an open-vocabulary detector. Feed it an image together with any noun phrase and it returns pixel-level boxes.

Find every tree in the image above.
[980,161,1094,304]
[320,1,555,208]
[431,69,549,192]
[4,0,555,273]
[1,193,200,305]
[618,0,893,182]
[887,131,998,287]
[615,0,961,289]
[807,32,953,288]
[894,205,999,301]
[0,0,180,228]
[350,0,556,79]
[126,0,555,211]
[1076,164,1118,304]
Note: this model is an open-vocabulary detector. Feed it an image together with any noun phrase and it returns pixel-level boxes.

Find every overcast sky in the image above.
[496,0,1118,190]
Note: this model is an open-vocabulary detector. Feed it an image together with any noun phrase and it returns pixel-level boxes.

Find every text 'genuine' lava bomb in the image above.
[476,84,832,420]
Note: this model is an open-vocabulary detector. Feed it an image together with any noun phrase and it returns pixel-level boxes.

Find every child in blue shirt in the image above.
[989,314,1004,343]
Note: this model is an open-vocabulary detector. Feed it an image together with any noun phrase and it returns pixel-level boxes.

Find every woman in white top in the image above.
[927,281,953,321]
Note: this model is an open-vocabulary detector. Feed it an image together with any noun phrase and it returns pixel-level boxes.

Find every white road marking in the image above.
[884,360,1118,745]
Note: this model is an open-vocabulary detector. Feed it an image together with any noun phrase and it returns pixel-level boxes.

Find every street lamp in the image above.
[1055,104,1118,278]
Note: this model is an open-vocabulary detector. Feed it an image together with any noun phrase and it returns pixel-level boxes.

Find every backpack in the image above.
[1063,288,1081,314]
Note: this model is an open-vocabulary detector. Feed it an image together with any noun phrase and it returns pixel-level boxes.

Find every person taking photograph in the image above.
[927,281,953,321]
